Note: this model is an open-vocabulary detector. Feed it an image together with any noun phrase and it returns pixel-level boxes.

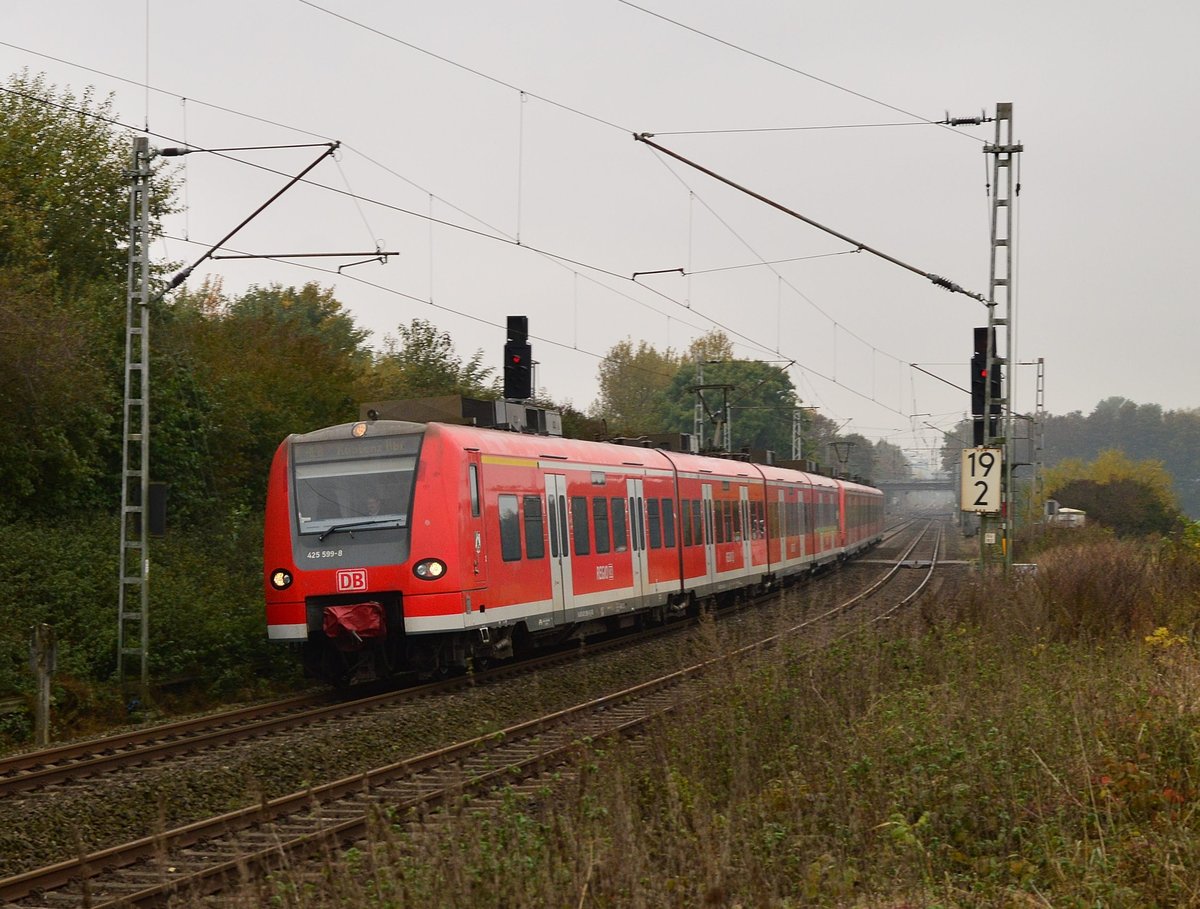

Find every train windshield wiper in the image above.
[317,518,402,542]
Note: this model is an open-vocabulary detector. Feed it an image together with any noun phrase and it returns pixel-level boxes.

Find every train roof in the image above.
[292,420,880,494]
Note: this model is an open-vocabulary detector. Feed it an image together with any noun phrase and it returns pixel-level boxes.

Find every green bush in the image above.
[0,511,297,738]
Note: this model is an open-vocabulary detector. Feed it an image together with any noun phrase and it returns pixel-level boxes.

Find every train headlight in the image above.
[270,568,293,590]
[413,558,447,580]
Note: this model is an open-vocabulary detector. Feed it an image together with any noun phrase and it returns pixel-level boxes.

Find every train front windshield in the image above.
[291,432,422,537]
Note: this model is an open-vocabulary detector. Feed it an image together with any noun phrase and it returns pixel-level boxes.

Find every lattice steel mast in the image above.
[117,136,153,693]
[983,103,1023,571]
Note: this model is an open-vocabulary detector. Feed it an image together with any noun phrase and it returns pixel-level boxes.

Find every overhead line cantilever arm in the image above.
[157,141,342,299]
[634,133,986,305]
[910,362,969,394]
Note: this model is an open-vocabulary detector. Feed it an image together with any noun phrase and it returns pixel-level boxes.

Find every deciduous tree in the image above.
[589,338,680,436]
[0,71,173,516]
[363,319,497,402]
[156,281,370,515]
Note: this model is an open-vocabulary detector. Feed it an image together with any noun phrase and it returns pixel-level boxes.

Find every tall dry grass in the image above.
[208,536,1200,907]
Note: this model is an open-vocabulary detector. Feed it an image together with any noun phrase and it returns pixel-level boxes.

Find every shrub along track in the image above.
[0,516,958,906]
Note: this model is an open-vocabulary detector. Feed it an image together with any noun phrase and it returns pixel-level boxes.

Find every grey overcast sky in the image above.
[3,1,1197,470]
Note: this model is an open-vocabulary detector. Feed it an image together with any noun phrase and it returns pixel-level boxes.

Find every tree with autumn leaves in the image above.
[0,72,501,526]
[589,330,910,481]
[0,72,175,517]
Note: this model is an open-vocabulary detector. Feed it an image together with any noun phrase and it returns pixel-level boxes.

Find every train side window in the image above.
[498,494,521,562]
[547,494,559,558]
[557,496,568,555]
[593,497,611,554]
[662,498,676,548]
[732,497,743,541]
[469,464,480,517]
[647,498,662,549]
[523,495,544,559]
[681,499,692,547]
[611,497,628,551]
[571,496,591,556]
[635,497,645,551]
[693,499,704,545]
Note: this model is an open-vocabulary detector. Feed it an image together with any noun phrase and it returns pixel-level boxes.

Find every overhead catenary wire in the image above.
[652,121,971,137]
[647,151,914,403]
[295,0,633,136]
[614,0,984,145]
[0,78,920,427]
[0,21,963,431]
[635,133,988,305]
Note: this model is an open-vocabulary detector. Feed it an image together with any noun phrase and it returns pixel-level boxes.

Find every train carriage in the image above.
[265,419,885,685]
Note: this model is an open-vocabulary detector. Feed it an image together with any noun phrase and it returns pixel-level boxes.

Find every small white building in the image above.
[1048,507,1087,528]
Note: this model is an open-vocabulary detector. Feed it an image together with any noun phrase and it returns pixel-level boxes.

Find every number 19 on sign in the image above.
[961,447,1002,513]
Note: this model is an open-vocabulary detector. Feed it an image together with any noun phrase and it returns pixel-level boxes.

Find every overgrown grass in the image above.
[213,535,1200,907]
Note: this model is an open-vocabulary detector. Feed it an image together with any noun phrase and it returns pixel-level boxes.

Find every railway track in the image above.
[0,622,689,800]
[2,665,699,908]
[0,517,956,905]
[0,517,930,800]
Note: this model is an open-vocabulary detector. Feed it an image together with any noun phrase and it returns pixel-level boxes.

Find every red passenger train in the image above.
[264,419,885,685]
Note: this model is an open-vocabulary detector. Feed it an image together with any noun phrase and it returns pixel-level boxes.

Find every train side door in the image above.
[739,486,752,571]
[466,454,488,588]
[544,474,572,622]
[626,478,648,599]
[701,484,717,586]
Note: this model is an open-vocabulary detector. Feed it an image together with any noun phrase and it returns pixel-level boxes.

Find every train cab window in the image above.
[662,499,676,548]
[469,464,480,517]
[647,498,662,549]
[593,497,611,554]
[571,496,591,555]
[681,500,692,547]
[523,495,545,559]
[498,494,521,562]
[292,434,421,535]
[611,497,628,551]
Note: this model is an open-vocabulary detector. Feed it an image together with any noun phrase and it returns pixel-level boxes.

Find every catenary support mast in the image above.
[983,103,1023,571]
[117,137,153,694]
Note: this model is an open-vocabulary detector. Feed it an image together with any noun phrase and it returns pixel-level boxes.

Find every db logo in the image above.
[336,568,368,592]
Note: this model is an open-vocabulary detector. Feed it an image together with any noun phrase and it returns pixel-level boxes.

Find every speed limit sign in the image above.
[961,447,1002,513]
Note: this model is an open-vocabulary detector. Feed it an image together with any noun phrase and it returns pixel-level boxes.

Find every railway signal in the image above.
[971,326,1001,445]
[504,315,532,400]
